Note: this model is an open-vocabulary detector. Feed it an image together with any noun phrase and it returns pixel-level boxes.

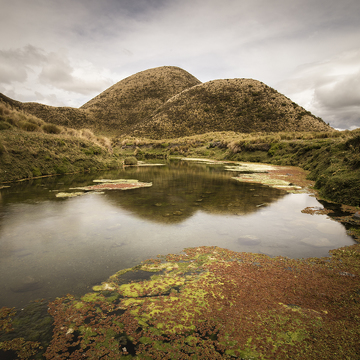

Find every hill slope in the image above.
[1,67,331,138]
[128,78,331,139]
[0,93,95,131]
[80,66,201,134]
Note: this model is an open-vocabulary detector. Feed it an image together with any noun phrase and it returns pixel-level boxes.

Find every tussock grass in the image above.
[123,156,138,165]
[42,123,62,134]
[0,101,113,153]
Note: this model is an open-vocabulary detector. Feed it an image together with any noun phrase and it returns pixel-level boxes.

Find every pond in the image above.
[0,160,355,309]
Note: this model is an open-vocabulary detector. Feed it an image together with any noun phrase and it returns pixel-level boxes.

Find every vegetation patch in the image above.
[123,156,138,165]
[6,244,353,359]
[70,179,152,191]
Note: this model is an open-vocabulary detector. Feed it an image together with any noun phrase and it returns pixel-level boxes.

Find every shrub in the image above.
[0,142,5,155]
[28,116,44,126]
[124,156,138,165]
[43,124,62,134]
[0,121,11,130]
[80,128,95,140]
[20,121,38,132]
[0,104,10,116]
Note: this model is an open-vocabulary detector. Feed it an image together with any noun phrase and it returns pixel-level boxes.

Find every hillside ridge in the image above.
[129,78,331,139]
[0,66,332,137]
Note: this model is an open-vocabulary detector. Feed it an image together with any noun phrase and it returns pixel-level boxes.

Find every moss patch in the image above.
[42,244,360,359]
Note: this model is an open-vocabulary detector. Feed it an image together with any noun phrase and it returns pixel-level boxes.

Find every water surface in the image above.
[0,161,355,308]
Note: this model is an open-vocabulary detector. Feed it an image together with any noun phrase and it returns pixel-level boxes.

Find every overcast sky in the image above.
[1,0,359,130]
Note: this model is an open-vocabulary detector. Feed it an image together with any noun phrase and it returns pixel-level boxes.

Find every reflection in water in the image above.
[0,161,355,309]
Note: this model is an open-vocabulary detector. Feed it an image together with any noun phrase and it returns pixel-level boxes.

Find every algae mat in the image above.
[55,179,152,197]
[181,158,314,193]
[38,245,360,359]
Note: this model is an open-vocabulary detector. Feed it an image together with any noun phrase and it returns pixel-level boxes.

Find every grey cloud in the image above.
[0,45,112,97]
[315,71,360,109]
[39,51,75,88]
[278,49,360,129]
[0,45,46,83]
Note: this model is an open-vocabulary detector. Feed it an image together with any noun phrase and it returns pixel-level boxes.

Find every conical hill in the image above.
[80,66,201,134]
[128,78,331,139]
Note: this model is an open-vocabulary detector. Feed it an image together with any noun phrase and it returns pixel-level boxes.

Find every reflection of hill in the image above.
[0,161,287,225]
[105,161,287,224]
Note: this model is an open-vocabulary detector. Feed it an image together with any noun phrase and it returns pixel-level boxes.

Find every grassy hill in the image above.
[1,67,330,138]
[129,78,331,139]
[80,66,201,135]
[0,100,119,182]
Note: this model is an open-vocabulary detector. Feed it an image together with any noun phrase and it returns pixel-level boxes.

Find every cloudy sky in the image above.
[1,0,359,130]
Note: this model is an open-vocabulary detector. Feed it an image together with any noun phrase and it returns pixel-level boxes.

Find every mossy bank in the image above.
[115,129,360,207]
[0,130,121,182]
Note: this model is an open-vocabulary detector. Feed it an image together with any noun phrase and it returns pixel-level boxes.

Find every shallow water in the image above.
[0,160,355,309]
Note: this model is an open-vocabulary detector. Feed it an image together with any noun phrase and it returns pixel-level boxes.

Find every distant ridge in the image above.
[0,66,332,138]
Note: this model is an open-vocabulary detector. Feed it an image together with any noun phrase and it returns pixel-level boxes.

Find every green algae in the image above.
[119,275,185,297]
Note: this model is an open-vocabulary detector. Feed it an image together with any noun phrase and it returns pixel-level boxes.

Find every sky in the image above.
[0,0,360,130]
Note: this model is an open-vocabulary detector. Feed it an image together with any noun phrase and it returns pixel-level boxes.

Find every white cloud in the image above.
[38,49,113,95]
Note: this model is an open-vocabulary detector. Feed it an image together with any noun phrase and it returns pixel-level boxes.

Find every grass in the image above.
[128,79,331,139]
[0,101,119,182]
[123,156,138,165]
[1,116,359,206]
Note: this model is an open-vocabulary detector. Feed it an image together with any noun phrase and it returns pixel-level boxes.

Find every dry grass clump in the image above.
[78,129,112,153]
[1,101,46,132]
[123,156,138,165]
[42,123,62,134]
[0,101,113,154]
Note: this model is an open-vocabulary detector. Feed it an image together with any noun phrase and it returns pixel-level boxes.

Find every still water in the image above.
[0,160,355,309]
